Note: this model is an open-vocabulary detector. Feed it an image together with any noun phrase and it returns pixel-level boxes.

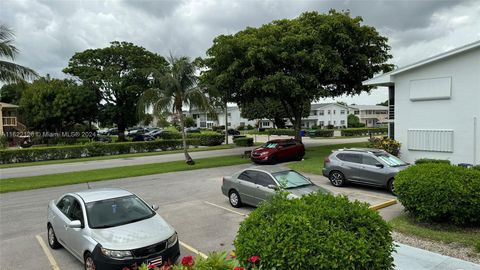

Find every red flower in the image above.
[147,263,156,269]
[248,256,261,264]
[181,255,194,267]
[234,267,244,270]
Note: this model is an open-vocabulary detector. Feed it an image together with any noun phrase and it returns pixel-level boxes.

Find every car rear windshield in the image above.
[86,195,155,229]
[272,170,311,189]
[375,153,407,167]
[262,142,278,148]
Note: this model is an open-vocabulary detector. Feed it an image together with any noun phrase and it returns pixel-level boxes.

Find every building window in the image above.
[319,121,324,126]
[328,110,331,115]
[240,122,245,127]
[333,110,336,115]
[354,110,359,115]
[340,110,345,115]
[310,111,317,116]
[227,122,231,126]
[328,121,331,125]
[227,113,231,117]
[334,120,336,124]
[262,121,270,127]
[340,120,345,125]
[319,110,324,116]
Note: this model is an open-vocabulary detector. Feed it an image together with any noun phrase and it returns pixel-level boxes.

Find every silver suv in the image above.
[322,148,409,194]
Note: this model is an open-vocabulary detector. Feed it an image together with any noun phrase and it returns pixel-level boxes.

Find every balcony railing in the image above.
[388,105,394,120]
[2,117,17,126]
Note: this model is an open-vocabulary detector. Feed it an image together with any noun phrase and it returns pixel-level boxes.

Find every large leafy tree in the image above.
[0,24,37,83]
[139,56,214,165]
[63,41,168,141]
[19,78,97,131]
[0,82,27,104]
[239,99,291,129]
[203,10,393,140]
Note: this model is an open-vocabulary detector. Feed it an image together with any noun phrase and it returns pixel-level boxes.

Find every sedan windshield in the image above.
[262,142,278,149]
[86,195,155,229]
[375,153,407,167]
[272,170,311,189]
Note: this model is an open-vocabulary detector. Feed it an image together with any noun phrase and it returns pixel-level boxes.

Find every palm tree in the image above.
[0,24,38,83]
[140,55,215,165]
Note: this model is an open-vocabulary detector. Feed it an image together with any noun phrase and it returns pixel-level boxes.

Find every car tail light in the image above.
[324,156,330,163]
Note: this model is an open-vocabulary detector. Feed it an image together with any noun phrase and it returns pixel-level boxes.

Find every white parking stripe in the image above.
[179,241,208,259]
[35,234,60,270]
[204,201,248,217]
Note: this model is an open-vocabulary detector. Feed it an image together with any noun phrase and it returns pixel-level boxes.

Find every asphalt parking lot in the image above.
[0,163,399,270]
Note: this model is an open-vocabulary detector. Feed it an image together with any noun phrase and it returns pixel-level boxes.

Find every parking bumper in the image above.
[91,241,181,270]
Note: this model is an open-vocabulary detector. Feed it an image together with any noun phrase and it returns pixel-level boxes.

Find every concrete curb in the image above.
[369,199,397,210]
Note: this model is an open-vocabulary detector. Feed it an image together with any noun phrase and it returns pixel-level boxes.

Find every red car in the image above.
[251,139,305,164]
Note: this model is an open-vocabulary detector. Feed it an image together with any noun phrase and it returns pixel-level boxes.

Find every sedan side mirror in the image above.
[267,184,278,190]
[152,204,159,211]
[375,163,384,168]
[67,220,82,229]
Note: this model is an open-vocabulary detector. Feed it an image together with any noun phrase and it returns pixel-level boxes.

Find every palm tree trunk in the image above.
[224,100,229,145]
[178,108,195,165]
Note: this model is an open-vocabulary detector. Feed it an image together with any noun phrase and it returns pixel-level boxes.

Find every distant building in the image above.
[363,41,480,165]
[189,106,256,129]
[348,105,389,127]
[301,103,350,128]
[0,102,23,135]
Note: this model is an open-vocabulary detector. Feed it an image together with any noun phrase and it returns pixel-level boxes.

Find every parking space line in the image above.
[204,201,248,217]
[179,241,208,259]
[369,199,397,210]
[35,234,60,270]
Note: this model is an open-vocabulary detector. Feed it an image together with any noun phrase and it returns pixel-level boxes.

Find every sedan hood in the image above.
[253,147,276,153]
[90,215,175,250]
[288,184,331,197]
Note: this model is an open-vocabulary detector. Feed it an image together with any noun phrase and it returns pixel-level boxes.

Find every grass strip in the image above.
[0,144,236,169]
[0,155,250,193]
[287,142,368,175]
[389,214,480,252]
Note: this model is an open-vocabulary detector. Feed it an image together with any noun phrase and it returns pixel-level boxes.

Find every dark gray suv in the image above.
[322,148,409,194]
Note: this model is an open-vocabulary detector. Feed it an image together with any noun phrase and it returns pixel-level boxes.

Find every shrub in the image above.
[246,124,254,130]
[395,164,480,226]
[266,128,299,136]
[367,136,401,156]
[233,137,253,147]
[158,131,182,140]
[415,158,451,165]
[188,132,224,146]
[0,135,7,149]
[308,129,334,137]
[0,139,200,164]
[237,126,245,131]
[472,165,480,171]
[341,127,387,136]
[234,192,394,270]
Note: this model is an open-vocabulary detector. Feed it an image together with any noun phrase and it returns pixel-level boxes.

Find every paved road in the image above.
[0,137,367,179]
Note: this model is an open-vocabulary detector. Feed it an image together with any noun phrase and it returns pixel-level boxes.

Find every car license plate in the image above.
[148,256,162,266]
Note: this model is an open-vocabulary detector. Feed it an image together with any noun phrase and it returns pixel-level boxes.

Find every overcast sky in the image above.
[2,0,479,105]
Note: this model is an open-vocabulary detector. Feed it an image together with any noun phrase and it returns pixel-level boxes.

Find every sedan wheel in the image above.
[329,171,345,187]
[47,225,61,249]
[84,253,96,270]
[229,190,242,208]
[388,179,396,196]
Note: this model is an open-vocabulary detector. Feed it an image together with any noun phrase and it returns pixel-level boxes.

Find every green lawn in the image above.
[0,155,251,193]
[0,144,236,169]
[389,214,480,253]
[287,142,368,175]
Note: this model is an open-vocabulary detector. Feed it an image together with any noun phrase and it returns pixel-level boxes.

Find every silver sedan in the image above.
[47,188,180,270]
[221,166,330,207]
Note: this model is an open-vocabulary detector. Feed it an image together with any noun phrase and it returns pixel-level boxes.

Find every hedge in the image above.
[188,132,224,146]
[235,192,394,270]
[266,128,300,136]
[415,158,451,165]
[308,129,334,137]
[395,163,480,226]
[0,139,200,164]
[341,127,387,136]
[233,137,254,147]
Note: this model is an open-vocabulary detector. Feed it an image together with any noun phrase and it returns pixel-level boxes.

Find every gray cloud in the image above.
[1,0,479,104]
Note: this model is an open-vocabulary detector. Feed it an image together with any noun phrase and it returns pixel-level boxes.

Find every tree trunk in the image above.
[178,108,195,165]
[293,113,303,142]
[224,100,229,145]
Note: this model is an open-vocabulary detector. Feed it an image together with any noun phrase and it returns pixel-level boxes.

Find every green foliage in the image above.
[0,135,7,149]
[473,165,480,171]
[19,78,97,132]
[341,127,387,136]
[0,82,26,103]
[235,192,394,270]
[63,41,168,140]
[184,116,196,128]
[395,164,480,226]
[202,11,392,139]
[415,158,451,165]
[189,132,224,146]
[239,98,299,128]
[246,124,254,130]
[159,131,182,140]
[308,129,334,137]
[367,136,401,156]
[347,114,365,128]
[266,129,299,136]
[233,137,253,147]
[0,139,201,164]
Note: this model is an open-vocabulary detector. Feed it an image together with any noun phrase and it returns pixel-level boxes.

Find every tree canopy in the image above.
[63,41,168,140]
[203,10,393,139]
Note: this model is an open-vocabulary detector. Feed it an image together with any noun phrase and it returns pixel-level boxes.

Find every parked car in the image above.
[221,166,330,207]
[107,128,118,135]
[221,129,240,135]
[47,188,180,269]
[97,128,110,135]
[126,127,145,137]
[94,135,112,143]
[185,127,201,133]
[132,133,154,142]
[250,139,305,164]
[146,129,164,138]
[322,148,409,194]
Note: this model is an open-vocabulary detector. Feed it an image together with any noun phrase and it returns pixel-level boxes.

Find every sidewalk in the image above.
[394,243,480,270]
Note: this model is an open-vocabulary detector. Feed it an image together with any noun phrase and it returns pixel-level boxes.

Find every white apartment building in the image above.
[189,106,256,129]
[348,105,389,127]
[301,103,350,128]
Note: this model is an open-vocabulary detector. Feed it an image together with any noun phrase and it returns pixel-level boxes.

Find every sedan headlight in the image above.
[259,152,268,156]
[167,232,178,248]
[100,247,132,259]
